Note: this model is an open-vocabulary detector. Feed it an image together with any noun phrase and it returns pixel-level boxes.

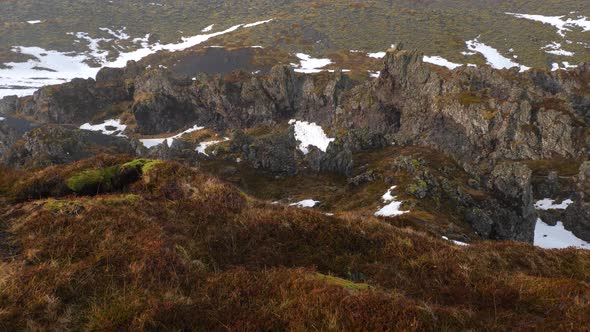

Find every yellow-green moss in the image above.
[121,158,162,173]
[66,166,120,193]
[314,273,370,291]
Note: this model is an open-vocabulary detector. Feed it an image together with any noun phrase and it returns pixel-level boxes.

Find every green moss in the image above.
[101,194,140,206]
[44,199,77,212]
[141,160,163,173]
[314,273,370,291]
[121,158,162,173]
[66,166,120,193]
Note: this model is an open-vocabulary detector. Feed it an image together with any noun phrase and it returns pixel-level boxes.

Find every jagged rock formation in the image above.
[1,46,589,243]
[340,49,590,175]
[1,125,137,168]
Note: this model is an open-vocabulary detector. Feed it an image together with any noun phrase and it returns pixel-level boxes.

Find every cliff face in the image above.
[366,49,589,175]
[1,48,589,243]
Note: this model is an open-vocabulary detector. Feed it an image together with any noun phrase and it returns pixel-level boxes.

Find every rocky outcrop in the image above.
[305,141,353,176]
[146,138,200,165]
[562,162,590,240]
[230,128,298,176]
[486,162,536,242]
[0,115,36,156]
[2,125,137,168]
[1,46,589,243]
[361,49,589,175]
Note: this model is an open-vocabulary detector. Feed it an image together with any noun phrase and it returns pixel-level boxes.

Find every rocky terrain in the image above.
[1,41,590,329]
[2,45,590,242]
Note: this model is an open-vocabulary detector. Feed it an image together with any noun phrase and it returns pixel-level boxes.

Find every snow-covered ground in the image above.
[533,198,590,250]
[423,55,463,70]
[79,119,127,137]
[292,53,333,73]
[195,137,230,155]
[543,42,574,56]
[367,51,386,59]
[507,12,590,37]
[289,120,335,154]
[465,37,530,72]
[442,236,469,246]
[534,198,574,210]
[26,20,42,24]
[0,19,274,98]
[139,125,205,148]
[535,219,589,250]
[551,61,578,71]
[0,117,5,121]
[244,19,274,28]
[290,199,319,208]
[375,186,409,217]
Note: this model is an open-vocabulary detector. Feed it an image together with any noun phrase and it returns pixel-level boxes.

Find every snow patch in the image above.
[290,199,319,208]
[195,137,230,155]
[375,186,409,217]
[369,71,380,78]
[140,125,205,148]
[507,12,590,37]
[99,27,130,40]
[244,19,274,28]
[465,37,530,72]
[543,42,574,56]
[534,219,589,250]
[534,198,574,210]
[533,199,589,250]
[367,52,386,59]
[423,55,463,69]
[292,53,332,73]
[80,119,127,137]
[0,117,5,121]
[442,236,469,246]
[0,19,273,98]
[289,120,335,154]
[27,20,42,24]
[201,24,214,32]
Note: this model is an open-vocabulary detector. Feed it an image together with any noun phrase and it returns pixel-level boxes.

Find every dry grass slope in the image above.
[0,155,589,330]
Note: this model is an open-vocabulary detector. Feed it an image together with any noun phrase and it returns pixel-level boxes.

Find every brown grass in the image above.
[1,156,590,330]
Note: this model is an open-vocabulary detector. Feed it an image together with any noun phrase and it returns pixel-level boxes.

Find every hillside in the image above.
[1,0,590,96]
[1,1,590,330]
[1,156,590,330]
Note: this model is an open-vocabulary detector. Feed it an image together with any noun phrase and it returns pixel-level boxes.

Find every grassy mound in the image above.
[0,156,589,330]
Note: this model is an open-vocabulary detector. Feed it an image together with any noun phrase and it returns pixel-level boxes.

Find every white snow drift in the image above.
[423,55,463,70]
[507,12,590,37]
[289,120,335,154]
[292,53,333,73]
[543,42,574,56]
[290,199,319,208]
[140,125,205,148]
[465,37,530,72]
[535,219,589,250]
[79,119,127,137]
[195,137,230,156]
[534,198,574,210]
[375,186,409,217]
[533,198,589,250]
[0,19,274,98]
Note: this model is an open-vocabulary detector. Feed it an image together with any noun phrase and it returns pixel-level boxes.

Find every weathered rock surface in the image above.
[562,162,590,240]
[1,46,589,243]
[2,125,137,168]
[230,128,298,176]
[487,162,536,242]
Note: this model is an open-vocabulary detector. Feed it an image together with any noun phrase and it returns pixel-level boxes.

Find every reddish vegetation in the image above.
[1,156,589,330]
